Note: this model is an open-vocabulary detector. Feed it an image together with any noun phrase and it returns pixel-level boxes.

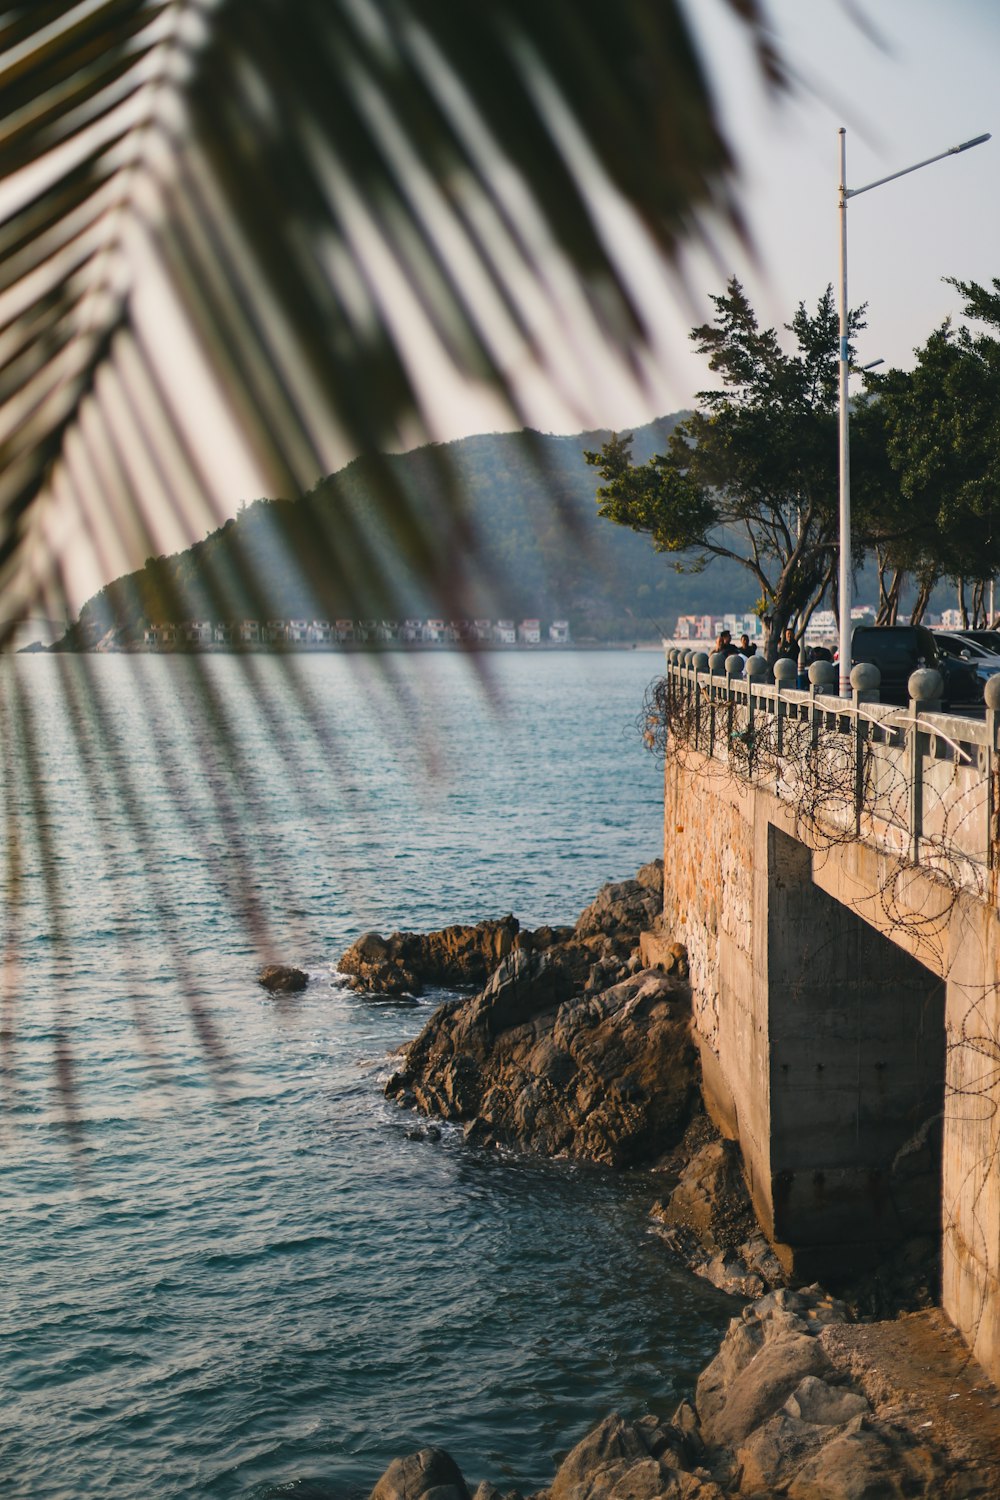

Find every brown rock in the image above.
[370,1448,471,1500]
[391,959,697,1166]
[786,1417,945,1499]
[574,879,661,942]
[257,964,309,993]
[702,1330,834,1448]
[340,917,520,996]
[548,1414,699,1500]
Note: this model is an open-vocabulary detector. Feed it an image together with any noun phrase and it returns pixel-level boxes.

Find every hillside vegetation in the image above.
[66,417,756,646]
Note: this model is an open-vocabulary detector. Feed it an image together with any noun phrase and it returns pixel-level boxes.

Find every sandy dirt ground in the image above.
[820,1308,1000,1495]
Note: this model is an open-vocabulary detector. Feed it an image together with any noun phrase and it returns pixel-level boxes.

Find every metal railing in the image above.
[664,649,1000,898]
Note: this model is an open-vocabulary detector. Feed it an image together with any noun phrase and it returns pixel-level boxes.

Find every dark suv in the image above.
[850,625,980,708]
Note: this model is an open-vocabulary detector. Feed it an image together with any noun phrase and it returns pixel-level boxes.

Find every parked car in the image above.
[932,630,1000,684]
[851,625,981,707]
[951,628,1000,655]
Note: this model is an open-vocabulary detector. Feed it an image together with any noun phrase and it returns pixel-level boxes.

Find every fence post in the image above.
[985,676,1000,873]
[708,652,726,758]
[692,652,709,751]
[907,668,943,865]
[773,658,797,789]
[850,662,880,837]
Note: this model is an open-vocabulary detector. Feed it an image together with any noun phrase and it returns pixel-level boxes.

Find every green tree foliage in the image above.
[584,279,865,655]
[858,279,1000,626]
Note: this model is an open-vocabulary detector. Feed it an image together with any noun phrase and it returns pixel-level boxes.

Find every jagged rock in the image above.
[574,874,662,943]
[785,1375,869,1426]
[547,1413,719,1500]
[370,1448,471,1500]
[785,1416,945,1498]
[695,1288,850,1446]
[389,962,697,1165]
[257,963,309,993]
[650,1139,784,1296]
[703,1331,834,1448]
[340,917,520,996]
[471,1485,522,1500]
[735,1411,826,1496]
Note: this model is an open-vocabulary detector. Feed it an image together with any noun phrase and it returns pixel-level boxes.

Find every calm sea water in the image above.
[0,652,735,1500]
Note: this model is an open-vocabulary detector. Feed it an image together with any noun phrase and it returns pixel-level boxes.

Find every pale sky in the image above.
[38,0,1000,614]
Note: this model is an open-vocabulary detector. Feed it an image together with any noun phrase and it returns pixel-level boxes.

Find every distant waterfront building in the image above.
[265,619,287,643]
[334,619,354,642]
[803,609,838,647]
[144,623,176,646]
[422,619,445,643]
[240,619,260,643]
[214,621,236,644]
[517,619,541,644]
[675,614,714,641]
[185,620,213,644]
[400,619,422,642]
[472,619,492,642]
[548,620,570,643]
[309,619,332,643]
[493,619,516,645]
[287,619,308,643]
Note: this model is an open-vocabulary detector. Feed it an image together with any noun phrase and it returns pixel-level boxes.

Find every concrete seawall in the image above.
[659,657,1000,1384]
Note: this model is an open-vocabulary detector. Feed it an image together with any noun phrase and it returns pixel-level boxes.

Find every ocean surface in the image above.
[0,651,736,1500]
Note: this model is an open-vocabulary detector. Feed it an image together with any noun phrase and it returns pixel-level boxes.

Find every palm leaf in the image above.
[0,0,787,1105]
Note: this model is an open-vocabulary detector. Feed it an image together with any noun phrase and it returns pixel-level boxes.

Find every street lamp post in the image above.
[837,128,990,695]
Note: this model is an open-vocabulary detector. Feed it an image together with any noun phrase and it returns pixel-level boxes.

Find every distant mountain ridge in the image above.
[66,416,758,646]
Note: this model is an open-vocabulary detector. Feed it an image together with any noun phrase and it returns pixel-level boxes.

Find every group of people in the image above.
[711,627,834,671]
[712,628,759,663]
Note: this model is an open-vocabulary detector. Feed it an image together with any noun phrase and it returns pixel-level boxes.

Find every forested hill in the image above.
[68,416,757,645]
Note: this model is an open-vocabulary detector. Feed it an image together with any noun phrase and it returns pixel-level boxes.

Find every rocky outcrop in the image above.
[375,863,702,1166]
[387,960,696,1167]
[370,1448,471,1500]
[339,917,522,996]
[340,861,668,1000]
[367,1288,974,1500]
[361,851,997,1500]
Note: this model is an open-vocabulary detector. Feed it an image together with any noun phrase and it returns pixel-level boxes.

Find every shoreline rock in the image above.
[368,1287,998,1499]
[344,862,997,1499]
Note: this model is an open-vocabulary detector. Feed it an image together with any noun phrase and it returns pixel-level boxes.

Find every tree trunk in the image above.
[910,578,933,626]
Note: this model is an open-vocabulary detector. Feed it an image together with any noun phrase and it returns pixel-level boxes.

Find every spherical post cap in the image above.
[666,647,679,664]
[908,667,944,702]
[745,654,769,681]
[691,651,710,671]
[850,662,881,692]
[708,651,727,675]
[773,658,798,685]
[808,660,838,688]
[984,675,1000,711]
[681,649,694,667]
[724,653,745,678]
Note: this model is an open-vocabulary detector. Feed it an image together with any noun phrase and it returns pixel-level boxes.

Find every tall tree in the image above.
[584,279,865,657]
[859,287,1000,625]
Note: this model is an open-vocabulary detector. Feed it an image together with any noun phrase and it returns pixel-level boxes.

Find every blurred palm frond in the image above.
[0,0,786,633]
[0,0,791,1108]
